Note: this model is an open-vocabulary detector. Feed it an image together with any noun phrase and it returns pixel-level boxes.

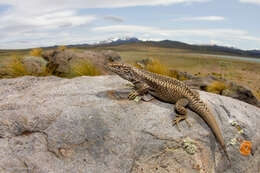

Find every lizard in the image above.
[107,62,231,164]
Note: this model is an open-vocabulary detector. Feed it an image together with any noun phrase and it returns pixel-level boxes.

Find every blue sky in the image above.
[0,0,259,49]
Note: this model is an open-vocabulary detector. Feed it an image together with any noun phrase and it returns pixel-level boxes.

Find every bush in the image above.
[137,58,171,77]
[0,55,50,78]
[0,56,29,78]
[206,81,227,94]
[255,90,260,100]
[68,59,101,77]
[29,48,43,57]
[58,45,67,51]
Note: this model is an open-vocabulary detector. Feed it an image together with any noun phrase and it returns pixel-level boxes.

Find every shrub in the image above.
[206,81,227,94]
[68,59,101,77]
[178,75,189,81]
[0,56,29,78]
[145,58,171,76]
[58,45,67,51]
[0,55,51,78]
[29,48,43,57]
[255,90,260,100]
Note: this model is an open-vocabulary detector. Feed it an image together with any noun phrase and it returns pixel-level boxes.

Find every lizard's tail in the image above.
[190,102,231,165]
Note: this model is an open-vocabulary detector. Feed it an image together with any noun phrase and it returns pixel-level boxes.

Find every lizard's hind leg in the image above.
[173,98,191,131]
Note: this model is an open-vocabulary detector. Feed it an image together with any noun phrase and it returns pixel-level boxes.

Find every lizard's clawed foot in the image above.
[128,91,139,100]
[172,114,191,132]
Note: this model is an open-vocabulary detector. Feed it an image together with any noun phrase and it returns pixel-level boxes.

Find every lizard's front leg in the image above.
[173,98,191,131]
[128,82,150,100]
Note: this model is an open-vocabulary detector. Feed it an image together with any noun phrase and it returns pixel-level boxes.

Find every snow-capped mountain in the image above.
[96,36,141,45]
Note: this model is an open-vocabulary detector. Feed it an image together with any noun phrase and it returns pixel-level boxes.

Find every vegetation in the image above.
[135,58,172,77]
[0,55,50,78]
[0,56,29,77]
[58,45,67,51]
[29,48,43,56]
[68,59,101,77]
[206,81,228,94]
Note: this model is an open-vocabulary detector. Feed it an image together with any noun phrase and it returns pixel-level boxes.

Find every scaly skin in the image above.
[107,63,230,163]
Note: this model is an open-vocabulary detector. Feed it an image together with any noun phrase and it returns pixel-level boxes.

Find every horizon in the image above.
[0,0,259,50]
[1,37,259,51]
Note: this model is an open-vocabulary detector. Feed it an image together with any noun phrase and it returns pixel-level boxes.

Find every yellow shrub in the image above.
[0,56,29,78]
[146,59,171,76]
[58,45,67,51]
[0,55,52,78]
[29,48,43,56]
[69,59,101,77]
[169,69,179,79]
[255,90,260,100]
[178,75,189,81]
[206,81,227,94]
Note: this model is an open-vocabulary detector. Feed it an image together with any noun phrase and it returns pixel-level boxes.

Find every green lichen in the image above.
[134,96,142,102]
[230,120,238,126]
[182,138,197,155]
[229,137,238,146]
[230,120,244,134]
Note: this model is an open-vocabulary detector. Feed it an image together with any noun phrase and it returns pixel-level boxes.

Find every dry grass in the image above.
[29,48,43,56]
[58,45,67,51]
[0,55,50,78]
[206,81,228,94]
[145,58,171,76]
[134,58,189,80]
[0,56,29,78]
[68,59,101,77]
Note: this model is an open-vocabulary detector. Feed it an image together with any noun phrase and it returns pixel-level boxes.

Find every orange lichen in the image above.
[240,140,252,156]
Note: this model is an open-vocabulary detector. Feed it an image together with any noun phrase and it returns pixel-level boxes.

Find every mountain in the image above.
[96,39,260,58]
[97,37,141,45]
[39,38,260,58]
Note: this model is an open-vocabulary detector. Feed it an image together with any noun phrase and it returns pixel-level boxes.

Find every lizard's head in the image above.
[106,63,136,82]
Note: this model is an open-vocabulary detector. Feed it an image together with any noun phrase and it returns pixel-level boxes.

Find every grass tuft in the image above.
[58,45,67,51]
[206,81,228,94]
[146,59,171,76]
[29,48,43,56]
[0,56,29,78]
[0,55,51,78]
[68,59,101,77]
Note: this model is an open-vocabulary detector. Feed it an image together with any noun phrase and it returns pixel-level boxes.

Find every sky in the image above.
[0,0,259,49]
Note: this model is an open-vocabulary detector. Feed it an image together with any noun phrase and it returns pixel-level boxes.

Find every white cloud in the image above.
[172,16,225,21]
[0,0,210,12]
[0,10,96,30]
[0,0,211,49]
[0,0,259,49]
[239,0,260,5]
[93,24,260,41]
[0,7,97,49]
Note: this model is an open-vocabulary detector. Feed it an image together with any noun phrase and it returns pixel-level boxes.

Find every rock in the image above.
[222,83,260,108]
[184,76,260,107]
[42,49,121,76]
[101,50,121,62]
[0,75,260,173]
[136,58,153,68]
[21,56,48,75]
[169,68,198,81]
[184,75,221,90]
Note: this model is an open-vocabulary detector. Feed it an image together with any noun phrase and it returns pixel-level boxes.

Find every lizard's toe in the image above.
[172,114,190,131]
[128,91,139,100]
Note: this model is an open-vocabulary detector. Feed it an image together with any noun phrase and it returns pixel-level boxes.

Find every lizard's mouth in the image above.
[106,63,116,72]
